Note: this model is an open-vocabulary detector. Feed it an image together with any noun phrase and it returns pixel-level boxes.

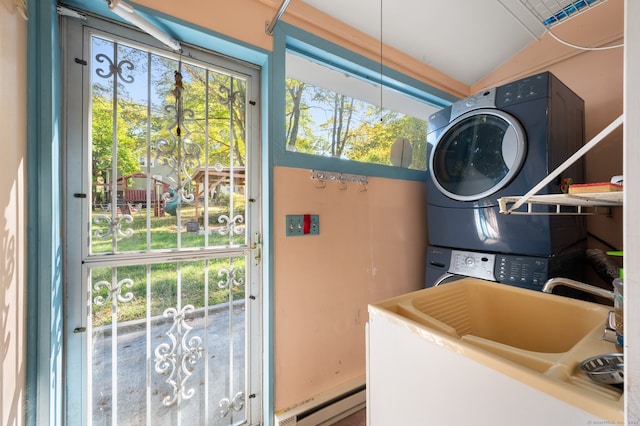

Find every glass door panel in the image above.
[63,17,261,425]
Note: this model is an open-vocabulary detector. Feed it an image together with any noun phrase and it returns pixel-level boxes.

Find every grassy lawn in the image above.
[91,203,247,327]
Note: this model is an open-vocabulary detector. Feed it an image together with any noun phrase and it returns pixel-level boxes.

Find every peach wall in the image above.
[1,1,27,425]
[273,167,427,409]
[476,0,625,251]
[135,0,274,51]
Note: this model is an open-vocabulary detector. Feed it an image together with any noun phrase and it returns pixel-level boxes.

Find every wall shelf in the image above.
[498,114,624,216]
[498,191,622,215]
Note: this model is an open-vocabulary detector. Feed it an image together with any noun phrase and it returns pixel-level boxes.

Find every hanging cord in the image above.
[546,27,623,51]
[172,55,184,137]
[379,0,383,122]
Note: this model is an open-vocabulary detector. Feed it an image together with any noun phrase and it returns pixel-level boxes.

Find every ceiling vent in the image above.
[498,0,608,40]
[519,0,608,28]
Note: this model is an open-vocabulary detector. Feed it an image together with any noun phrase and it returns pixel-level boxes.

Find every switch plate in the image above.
[286,215,320,236]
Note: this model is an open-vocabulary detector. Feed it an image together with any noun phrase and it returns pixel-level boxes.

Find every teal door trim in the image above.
[25,0,63,425]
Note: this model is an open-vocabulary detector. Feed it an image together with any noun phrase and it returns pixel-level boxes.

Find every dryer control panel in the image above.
[497,71,549,107]
[448,249,496,281]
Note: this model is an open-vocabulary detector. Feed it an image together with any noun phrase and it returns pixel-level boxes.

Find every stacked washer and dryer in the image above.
[425,71,587,290]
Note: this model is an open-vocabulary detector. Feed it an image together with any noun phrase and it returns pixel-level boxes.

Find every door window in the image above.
[63,17,262,425]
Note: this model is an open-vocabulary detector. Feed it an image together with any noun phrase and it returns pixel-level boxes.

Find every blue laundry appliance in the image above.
[425,72,586,289]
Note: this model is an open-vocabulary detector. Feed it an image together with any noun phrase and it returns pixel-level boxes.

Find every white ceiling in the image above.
[301,0,562,86]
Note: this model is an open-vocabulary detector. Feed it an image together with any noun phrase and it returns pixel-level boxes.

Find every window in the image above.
[285,51,442,171]
[139,156,155,168]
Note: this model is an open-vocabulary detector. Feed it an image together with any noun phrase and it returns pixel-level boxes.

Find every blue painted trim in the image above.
[61,0,269,67]
[272,22,455,181]
[276,150,428,181]
[25,1,63,425]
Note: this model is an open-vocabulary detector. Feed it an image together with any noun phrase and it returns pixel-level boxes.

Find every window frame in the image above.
[274,23,457,181]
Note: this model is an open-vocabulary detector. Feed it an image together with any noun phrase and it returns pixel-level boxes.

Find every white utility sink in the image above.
[367,278,623,425]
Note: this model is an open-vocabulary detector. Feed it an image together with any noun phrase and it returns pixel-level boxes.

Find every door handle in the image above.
[245,232,261,266]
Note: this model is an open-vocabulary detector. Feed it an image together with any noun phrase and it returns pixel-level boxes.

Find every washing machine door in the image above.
[432,273,468,287]
[429,108,526,201]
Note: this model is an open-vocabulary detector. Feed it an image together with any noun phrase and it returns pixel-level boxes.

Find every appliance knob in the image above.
[465,257,475,266]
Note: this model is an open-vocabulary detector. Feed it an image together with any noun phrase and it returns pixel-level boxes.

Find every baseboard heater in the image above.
[274,377,366,426]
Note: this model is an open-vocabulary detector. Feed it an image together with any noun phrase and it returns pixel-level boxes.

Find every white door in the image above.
[62,15,262,425]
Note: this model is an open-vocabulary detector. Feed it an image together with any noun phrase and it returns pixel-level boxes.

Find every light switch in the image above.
[286,215,319,236]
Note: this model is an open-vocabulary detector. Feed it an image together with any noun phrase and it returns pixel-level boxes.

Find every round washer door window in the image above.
[429,109,526,201]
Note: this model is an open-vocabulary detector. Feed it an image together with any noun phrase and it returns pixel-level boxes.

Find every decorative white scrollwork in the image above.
[217,83,243,110]
[218,392,245,418]
[154,69,202,205]
[93,214,134,239]
[155,111,201,204]
[153,305,204,407]
[94,53,135,83]
[217,214,245,236]
[93,278,134,306]
[217,266,245,290]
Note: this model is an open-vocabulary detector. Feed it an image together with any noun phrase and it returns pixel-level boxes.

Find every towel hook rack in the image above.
[311,170,368,191]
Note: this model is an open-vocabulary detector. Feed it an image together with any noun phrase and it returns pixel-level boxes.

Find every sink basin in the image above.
[393,279,607,353]
[368,278,623,424]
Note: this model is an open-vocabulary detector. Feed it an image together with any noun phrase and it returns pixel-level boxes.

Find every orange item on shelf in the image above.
[568,182,623,194]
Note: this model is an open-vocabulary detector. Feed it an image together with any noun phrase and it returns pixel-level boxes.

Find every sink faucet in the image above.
[542,277,614,301]
[543,278,618,344]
